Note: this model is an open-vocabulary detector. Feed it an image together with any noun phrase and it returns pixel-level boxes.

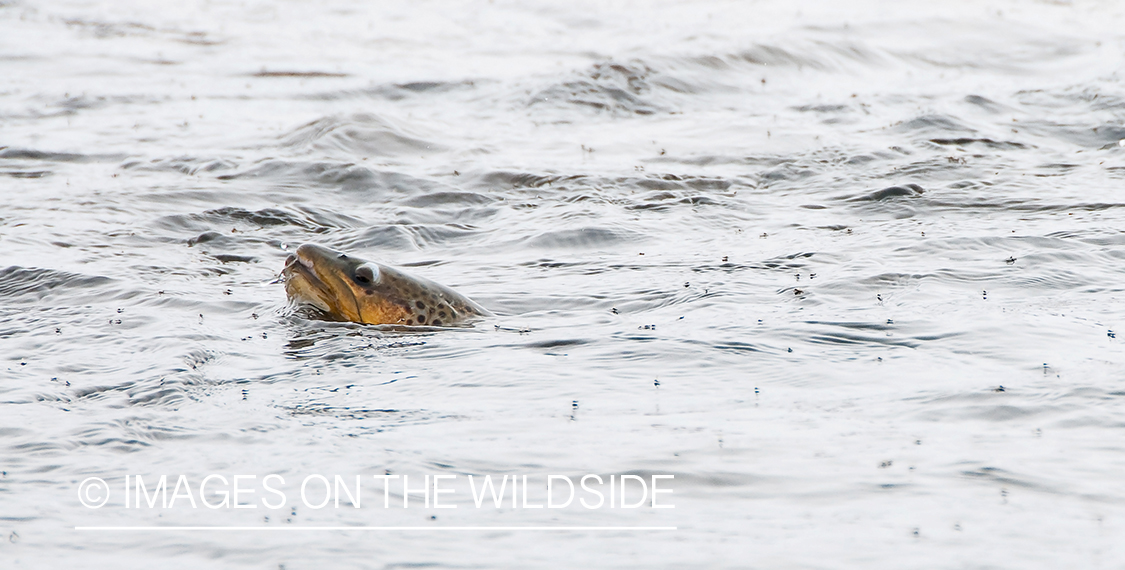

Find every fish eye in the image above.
[354,265,375,285]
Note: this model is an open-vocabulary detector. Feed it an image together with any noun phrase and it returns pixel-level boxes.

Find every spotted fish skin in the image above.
[281,243,489,326]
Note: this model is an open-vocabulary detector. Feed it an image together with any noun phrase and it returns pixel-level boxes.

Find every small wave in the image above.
[1022,121,1125,149]
[280,113,445,157]
[735,40,885,71]
[669,39,887,79]
[806,332,920,349]
[632,173,733,192]
[963,94,1011,114]
[0,169,51,178]
[758,162,818,185]
[305,80,478,102]
[62,17,223,45]
[959,466,1052,491]
[399,224,482,249]
[121,156,238,175]
[793,103,852,114]
[216,159,452,196]
[529,61,664,116]
[250,70,348,78]
[755,252,816,271]
[801,320,961,350]
[330,222,484,251]
[0,147,124,163]
[623,189,727,211]
[398,191,497,208]
[158,206,360,237]
[469,171,579,190]
[928,138,1029,150]
[524,227,643,249]
[0,267,113,303]
[336,226,415,251]
[848,184,925,202]
[890,113,976,137]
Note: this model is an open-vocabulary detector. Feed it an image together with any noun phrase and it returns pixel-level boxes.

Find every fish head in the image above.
[281,243,410,325]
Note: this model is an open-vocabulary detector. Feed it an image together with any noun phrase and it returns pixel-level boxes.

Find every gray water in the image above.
[3,0,1125,568]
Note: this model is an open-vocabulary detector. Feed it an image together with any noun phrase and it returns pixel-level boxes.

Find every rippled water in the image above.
[4,0,1125,567]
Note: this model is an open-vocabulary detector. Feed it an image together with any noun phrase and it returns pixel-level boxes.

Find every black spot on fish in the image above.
[438,311,447,318]
[406,319,414,325]
[417,316,426,325]
[416,301,426,310]
[432,319,442,326]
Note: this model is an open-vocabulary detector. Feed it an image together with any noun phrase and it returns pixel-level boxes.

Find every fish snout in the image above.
[297,243,336,263]
[282,246,324,283]
[294,244,326,271]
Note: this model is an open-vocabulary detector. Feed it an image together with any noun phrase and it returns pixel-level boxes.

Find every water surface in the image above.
[2,0,1125,567]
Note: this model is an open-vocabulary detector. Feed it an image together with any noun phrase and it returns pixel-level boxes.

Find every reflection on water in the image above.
[2,0,1125,567]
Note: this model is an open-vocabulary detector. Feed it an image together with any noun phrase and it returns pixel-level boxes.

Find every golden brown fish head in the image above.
[281,243,488,326]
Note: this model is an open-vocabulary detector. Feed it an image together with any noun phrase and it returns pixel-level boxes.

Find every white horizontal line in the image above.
[75,526,676,531]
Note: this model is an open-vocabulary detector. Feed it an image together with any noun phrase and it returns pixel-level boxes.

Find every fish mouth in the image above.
[283,249,325,284]
[281,248,335,310]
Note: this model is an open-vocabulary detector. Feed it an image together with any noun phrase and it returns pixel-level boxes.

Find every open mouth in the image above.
[282,252,328,291]
[284,252,316,271]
